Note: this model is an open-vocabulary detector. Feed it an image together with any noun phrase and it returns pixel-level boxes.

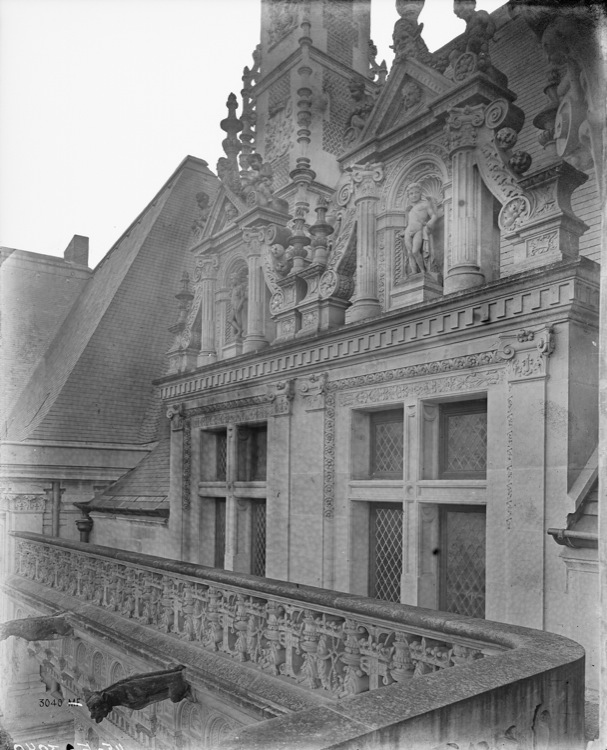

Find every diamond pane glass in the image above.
[216,432,227,481]
[445,412,487,474]
[370,505,403,602]
[215,499,226,569]
[443,510,485,618]
[251,501,266,577]
[372,420,404,477]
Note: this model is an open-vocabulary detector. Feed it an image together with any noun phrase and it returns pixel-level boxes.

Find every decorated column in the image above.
[348,163,384,323]
[242,227,268,353]
[444,105,486,294]
[196,253,219,366]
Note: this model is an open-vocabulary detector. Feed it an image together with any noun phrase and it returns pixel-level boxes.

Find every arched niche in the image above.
[219,256,249,356]
[391,156,449,276]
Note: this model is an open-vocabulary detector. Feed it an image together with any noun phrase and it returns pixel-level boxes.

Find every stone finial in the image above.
[368,40,387,85]
[219,93,243,193]
[169,272,194,334]
[239,46,261,176]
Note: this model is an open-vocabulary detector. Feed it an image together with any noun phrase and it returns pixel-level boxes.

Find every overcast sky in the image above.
[0,0,503,268]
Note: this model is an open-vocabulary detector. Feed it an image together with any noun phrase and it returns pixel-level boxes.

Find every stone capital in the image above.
[350,162,385,201]
[242,226,266,257]
[444,104,486,153]
[193,253,219,282]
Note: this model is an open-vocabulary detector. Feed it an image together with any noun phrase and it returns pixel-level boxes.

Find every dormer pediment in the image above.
[193,185,246,247]
[360,59,454,141]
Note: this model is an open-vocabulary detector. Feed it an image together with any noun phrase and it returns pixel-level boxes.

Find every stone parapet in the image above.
[7,531,585,750]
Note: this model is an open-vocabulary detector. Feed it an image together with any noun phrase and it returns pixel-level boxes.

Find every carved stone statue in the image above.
[344,80,375,145]
[454,0,496,58]
[0,613,73,642]
[228,271,248,340]
[241,153,289,212]
[400,182,438,275]
[83,665,190,724]
[445,0,497,81]
[191,191,210,241]
[391,0,431,64]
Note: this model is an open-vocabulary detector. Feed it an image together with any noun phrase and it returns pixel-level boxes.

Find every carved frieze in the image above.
[0,494,46,512]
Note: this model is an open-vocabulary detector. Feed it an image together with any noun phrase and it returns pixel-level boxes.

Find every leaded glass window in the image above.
[370,409,404,479]
[439,506,486,618]
[369,503,403,602]
[439,401,487,479]
[215,498,226,568]
[251,500,266,577]
[216,431,227,481]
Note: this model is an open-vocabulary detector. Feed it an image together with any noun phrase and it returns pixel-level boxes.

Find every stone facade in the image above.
[1,0,605,747]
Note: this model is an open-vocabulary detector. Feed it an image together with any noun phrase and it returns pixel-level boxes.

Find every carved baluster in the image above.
[278,605,301,680]
[158,577,175,634]
[297,609,321,689]
[132,571,143,621]
[192,585,207,641]
[245,604,263,664]
[120,569,136,618]
[389,632,415,682]
[232,595,249,661]
[309,197,334,267]
[179,582,195,640]
[259,601,285,676]
[338,618,369,697]
[358,627,393,691]
[202,588,223,651]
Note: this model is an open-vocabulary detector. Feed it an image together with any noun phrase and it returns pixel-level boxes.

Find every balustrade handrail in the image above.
[10,531,510,652]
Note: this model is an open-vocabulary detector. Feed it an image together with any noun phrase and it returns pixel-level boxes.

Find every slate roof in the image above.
[79,437,170,516]
[5,156,219,444]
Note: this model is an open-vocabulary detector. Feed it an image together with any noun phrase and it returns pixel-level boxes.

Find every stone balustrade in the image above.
[7,532,586,749]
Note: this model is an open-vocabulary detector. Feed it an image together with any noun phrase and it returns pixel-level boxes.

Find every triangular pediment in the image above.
[360,59,454,141]
[196,185,246,243]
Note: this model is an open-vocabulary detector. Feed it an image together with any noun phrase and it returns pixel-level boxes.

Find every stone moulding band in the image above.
[157,261,597,401]
[9,531,585,750]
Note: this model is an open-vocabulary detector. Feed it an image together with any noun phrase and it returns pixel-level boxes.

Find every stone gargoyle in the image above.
[0,613,73,642]
[83,665,191,723]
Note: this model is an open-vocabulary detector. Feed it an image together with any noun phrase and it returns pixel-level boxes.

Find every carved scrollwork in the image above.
[166,403,185,431]
[498,196,531,232]
[319,269,354,301]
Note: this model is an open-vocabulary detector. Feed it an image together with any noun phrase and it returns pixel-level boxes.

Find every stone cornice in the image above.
[157,259,598,402]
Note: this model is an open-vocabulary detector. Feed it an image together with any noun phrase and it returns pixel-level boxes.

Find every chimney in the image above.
[63,234,89,266]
